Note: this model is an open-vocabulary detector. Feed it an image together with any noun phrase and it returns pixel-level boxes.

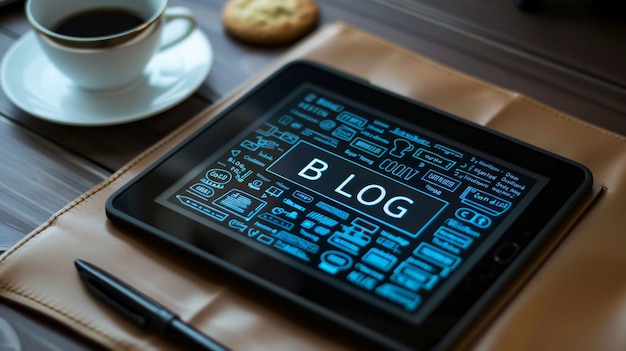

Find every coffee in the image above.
[28,0,196,90]
[54,9,144,37]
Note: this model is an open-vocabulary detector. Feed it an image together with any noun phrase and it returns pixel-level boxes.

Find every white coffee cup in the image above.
[25,0,196,90]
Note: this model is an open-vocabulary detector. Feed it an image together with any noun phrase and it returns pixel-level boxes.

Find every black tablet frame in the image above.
[107,61,592,351]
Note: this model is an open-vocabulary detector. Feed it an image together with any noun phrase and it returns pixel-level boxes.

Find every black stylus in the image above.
[74,259,230,351]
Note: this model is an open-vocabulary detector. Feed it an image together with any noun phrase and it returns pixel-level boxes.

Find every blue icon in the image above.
[332,125,357,141]
[177,196,228,221]
[375,284,421,311]
[350,137,387,158]
[434,226,473,249]
[362,248,398,272]
[264,186,284,198]
[187,183,215,200]
[257,234,274,245]
[278,115,293,125]
[319,120,337,130]
[248,179,263,190]
[202,169,232,189]
[459,187,511,216]
[293,190,314,203]
[228,219,248,233]
[455,208,491,228]
[390,138,414,158]
[347,270,378,290]
[337,111,367,130]
[413,243,461,278]
[213,189,266,220]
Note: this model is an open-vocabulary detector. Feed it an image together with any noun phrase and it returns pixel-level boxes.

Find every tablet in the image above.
[107,61,592,350]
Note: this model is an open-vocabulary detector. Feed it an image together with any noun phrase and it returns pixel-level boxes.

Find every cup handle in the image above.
[159,7,197,51]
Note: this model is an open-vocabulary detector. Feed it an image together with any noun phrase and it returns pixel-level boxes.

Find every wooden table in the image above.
[1,0,625,349]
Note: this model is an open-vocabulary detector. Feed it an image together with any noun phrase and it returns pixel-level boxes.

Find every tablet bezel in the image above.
[107,61,592,350]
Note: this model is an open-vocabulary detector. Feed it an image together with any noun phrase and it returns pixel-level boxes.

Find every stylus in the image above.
[74,259,230,351]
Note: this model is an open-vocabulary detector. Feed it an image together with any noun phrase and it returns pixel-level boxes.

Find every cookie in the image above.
[222,0,320,46]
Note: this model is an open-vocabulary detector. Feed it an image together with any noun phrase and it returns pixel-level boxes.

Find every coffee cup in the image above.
[25,0,196,90]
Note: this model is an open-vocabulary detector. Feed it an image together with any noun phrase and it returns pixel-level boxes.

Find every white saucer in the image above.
[0,29,212,126]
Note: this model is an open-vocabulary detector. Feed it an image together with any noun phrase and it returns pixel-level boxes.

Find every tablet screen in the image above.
[156,83,546,320]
